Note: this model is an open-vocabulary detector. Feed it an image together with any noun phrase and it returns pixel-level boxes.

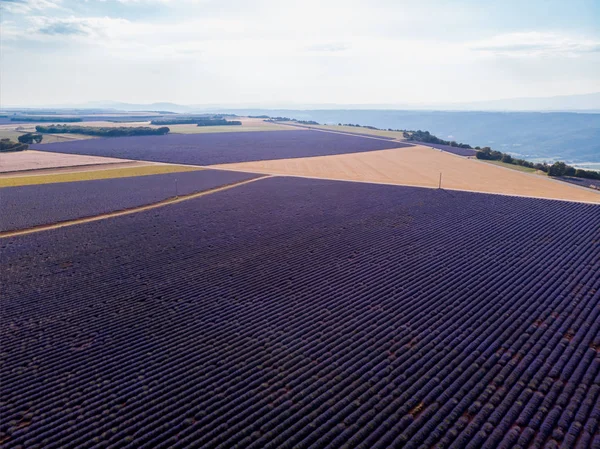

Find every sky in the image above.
[1,0,599,107]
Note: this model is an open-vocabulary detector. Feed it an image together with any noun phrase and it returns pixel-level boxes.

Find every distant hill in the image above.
[414,92,600,112]
[223,110,600,164]
[436,92,600,112]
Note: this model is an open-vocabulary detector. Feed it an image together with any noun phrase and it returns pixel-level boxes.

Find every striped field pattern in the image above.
[0,169,259,232]
[31,130,406,165]
[1,177,599,448]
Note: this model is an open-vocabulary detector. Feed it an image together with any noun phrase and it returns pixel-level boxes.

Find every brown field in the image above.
[211,145,600,203]
[0,150,128,173]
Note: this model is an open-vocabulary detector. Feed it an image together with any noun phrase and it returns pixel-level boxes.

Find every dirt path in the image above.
[0,176,270,239]
[211,146,600,204]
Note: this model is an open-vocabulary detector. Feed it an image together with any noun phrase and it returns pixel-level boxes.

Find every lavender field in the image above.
[2,177,599,448]
[31,130,406,165]
[558,176,600,190]
[419,142,477,156]
[0,169,259,232]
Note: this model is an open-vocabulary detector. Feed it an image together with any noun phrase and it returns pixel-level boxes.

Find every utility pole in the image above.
[438,172,442,189]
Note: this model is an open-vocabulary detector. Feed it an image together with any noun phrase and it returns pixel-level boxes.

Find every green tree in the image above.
[18,133,43,144]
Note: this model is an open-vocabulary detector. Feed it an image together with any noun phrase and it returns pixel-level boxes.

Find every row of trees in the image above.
[196,119,241,127]
[475,147,600,179]
[337,123,382,130]
[404,130,473,149]
[35,125,170,137]
[0,138,28,152]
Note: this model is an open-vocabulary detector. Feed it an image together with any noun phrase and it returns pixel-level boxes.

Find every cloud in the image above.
[26,16,130,38]
[472,32,600,57]
[1,0,62,14]
[306,43,350,53]
[38,21,87,35]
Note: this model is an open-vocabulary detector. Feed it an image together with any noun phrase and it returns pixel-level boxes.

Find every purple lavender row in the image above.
[31,130,407,165]
[558,176,600,190]
[0,169,259,232]
[2,177,599,448]
[418,142,477,156]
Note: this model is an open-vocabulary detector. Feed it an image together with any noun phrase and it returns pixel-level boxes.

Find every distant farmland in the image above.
[31,130,406,165]
[2,177,599,448]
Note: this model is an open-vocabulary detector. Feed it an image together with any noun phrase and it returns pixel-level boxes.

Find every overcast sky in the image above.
[2,0,599,107]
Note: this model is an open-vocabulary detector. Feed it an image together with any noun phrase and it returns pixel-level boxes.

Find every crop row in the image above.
[0,169,259,232]
[1,177,599,448]
[30,130,406,166]
[418,142,477,157]
[558,176,600,191]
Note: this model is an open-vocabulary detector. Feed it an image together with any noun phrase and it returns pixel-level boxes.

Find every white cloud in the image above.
[2,2,599,106]
[471,32,600,57]
[1,0,62,14]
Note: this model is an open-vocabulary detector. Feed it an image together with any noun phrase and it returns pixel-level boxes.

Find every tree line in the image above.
[404,130,473,149]
[0,138,28,152]
[476,147,600,179]
[18,133,43,144]
[35,125,170,137]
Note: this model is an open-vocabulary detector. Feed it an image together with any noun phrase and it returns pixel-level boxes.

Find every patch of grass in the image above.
[484,160,541,174]
[0,130,26,142]
[0,164,202,188]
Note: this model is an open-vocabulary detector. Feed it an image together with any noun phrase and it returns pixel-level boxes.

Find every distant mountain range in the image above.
[5,92,599,113]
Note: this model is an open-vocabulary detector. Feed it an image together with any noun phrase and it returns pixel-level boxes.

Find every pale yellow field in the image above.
[212,145,600,203]
[0,164,201,187]
[287,123,407,140]
[0,150,128,173]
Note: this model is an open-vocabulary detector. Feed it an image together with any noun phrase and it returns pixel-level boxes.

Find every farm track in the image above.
[2,177,599,448]
[0,175,269,238]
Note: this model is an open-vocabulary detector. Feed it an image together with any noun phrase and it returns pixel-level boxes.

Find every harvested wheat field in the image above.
[0,150,128,173]
[212,145,600,203]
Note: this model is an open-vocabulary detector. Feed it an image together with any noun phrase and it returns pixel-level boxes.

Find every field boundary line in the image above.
[204,167,600,205]
[0,175,270,239]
